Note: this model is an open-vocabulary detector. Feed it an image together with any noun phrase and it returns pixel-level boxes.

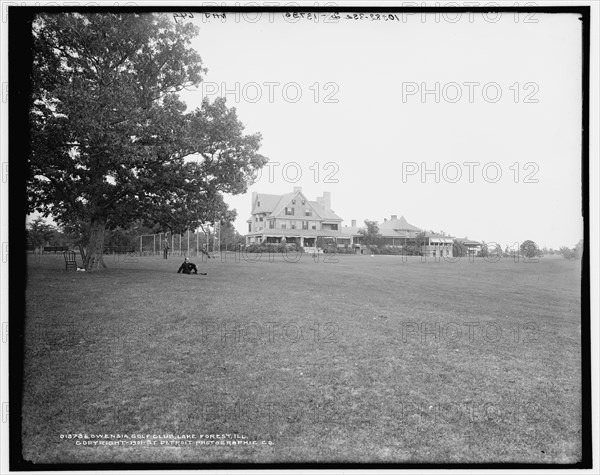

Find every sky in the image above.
[175,11,584,250]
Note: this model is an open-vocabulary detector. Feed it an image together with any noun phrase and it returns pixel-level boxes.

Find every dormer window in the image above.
[302,200,305,205]
[292,199,296,205]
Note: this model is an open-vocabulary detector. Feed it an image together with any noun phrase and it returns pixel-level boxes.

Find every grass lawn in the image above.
[21,252,583,464]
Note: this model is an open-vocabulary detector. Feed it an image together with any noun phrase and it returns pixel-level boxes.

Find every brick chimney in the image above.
[391,215,397,220]
[351,219,356,227]
[294,186,302,193]
[322,191,331,210]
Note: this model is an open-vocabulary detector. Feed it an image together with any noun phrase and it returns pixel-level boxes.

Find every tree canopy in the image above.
[28,13,267,269]
[26,217,56,249]
[358,220,382,247]
[520,240,541,259]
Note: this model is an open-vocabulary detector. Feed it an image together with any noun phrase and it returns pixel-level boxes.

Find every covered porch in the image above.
[248,228,342,250]
[424,237,454,257]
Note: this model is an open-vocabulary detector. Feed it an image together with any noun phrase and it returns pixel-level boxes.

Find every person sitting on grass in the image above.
[177,257,206,275]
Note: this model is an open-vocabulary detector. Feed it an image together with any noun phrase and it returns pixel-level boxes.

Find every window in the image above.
[291,221,296,229]
[248,223,251,232]
[331,224,338,231]
[302,221,308,230]
[311,221,317,230]
[285,207,294,216]
[302,200,305,205]
[259,216,263,222]
[269,220,274,229]
[292,199,296,205]
[257,201,260,207]
[305,209,312,216]
[281,223,287,229]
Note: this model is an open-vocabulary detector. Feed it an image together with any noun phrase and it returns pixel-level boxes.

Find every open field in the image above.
[21,252,583,464]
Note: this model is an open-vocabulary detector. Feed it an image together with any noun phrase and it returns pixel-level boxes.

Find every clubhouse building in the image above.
[245,187,343,250]
[245,188,468,257]
[339,215,454,257]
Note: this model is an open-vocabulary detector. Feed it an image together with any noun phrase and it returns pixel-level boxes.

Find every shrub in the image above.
[242,243,305,254]
[365,245,405,255]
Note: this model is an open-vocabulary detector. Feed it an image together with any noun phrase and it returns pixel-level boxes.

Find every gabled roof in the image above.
[309,200,342,221]
[269,192,299,217]
[252,190,342,221]
[379,216,422,232]
[380,229,421,239]
[340,226,364,236]
[251,193,285,214]
[340,226,421,239]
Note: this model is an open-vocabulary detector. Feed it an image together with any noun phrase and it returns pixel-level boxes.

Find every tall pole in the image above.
[187,230,190,257]
[154,235,156,256]
[139,235,142,256]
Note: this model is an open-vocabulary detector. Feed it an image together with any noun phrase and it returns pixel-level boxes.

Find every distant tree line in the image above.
[26,217,245,256]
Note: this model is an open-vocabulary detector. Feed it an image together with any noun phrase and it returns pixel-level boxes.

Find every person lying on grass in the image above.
[177,258,207,275]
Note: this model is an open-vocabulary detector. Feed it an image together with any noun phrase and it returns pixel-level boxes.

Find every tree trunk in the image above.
[78,244,87,263]
[84,215,108,270]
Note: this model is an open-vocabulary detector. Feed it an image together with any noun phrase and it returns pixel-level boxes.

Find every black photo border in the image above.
[7,4,592,471]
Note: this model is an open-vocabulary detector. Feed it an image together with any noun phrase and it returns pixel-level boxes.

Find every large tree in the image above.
[358,220,382,247]
[28,13,267,269]
[452,239,468,258]
[520,240,540,259]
